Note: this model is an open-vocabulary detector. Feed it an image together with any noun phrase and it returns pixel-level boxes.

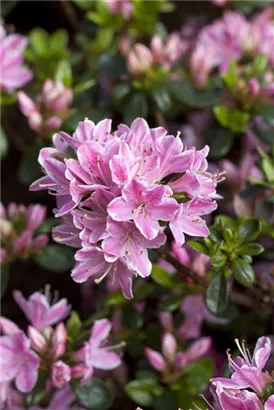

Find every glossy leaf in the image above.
[206,273,227,314]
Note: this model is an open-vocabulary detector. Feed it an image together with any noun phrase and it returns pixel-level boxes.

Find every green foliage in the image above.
[214,105,250,133]
[169,80,221,108]
[66,311,82,343]
[34,244,75,272]
[74,379,113,410]
[0,127,8,159]
[190,215,264,313]
[151,265,183,289]
[26,28,69,82]
[1,265,9,299]
[125,378,163,407]
[203,124,235,159]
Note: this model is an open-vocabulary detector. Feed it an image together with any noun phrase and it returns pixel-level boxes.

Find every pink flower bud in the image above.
[52,322,67,359]
[12,230,32,255]
[0,248,8,264]
[162,332,177,363]
[248,78,260,97]
[42,79,72,113]
[159,312,174,333]
[145,347,166,372]
[51,360,71,388]
[28,326,47,352]
[185,337,212,364]
[127,44,153,75]
[44,116,63,130]
[18,92,42,131]
[33,234,49,249]
[71,363,86,379]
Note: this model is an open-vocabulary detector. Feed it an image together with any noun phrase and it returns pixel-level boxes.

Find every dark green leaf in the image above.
[238,218,261,241]
[111,83,131,104]
[207,127,235,159]
[233,259,255,285]
[206,273,227,314]
[211,253,227,268]
[239,243,264,256]
[253,125,274,144]
[34,245,75,272]
[0,127,8,159]
[36,218,56,234]
[74,379,113,410]
[168,80,221,108]
[1,265,9,298]
[152,86,171,112]
[18,141,43,185]
[124,93,148,124]
[183,359,214,395]
[73,79,95,95]
[123,306,144,330]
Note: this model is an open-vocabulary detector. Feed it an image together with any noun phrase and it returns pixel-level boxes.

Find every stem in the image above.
[59,0,79,31]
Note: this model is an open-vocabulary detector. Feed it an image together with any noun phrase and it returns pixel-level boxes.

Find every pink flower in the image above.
[102,220,166,277]
[32,387,82,410]
[213,382,264,410]
[108,180,178,240]
[13,289,71,331]
[18,79,72,132]
[71,247,136,299]
[0,331,40,392]
[74,319,121,382]
[0,202,48,263]
[105,0,133,19]
[127,44,153,75]
[51,361,71,388]
[0,25,32,93]
[28,322,67,359]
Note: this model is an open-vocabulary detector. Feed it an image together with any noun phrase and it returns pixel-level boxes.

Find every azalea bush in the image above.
[1,1,274,409]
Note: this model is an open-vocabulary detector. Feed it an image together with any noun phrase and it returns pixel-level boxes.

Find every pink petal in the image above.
[91,319,111,347]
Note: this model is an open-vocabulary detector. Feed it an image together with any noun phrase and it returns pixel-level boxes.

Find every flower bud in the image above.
[28,326,47,352]
[51,360,71,388]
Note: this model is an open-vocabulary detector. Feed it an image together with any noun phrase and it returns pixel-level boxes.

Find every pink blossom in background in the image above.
[0,331,40,393]
[0,25,32,93]
[51,361,71,388]
[104,0,133,19]
[73,319,121,382]
[18,79,73,133]
[0,202,48,264]
[145,332,211,377]
[30,117,220,297]
[13,289,71,331]
[126,33,186,75]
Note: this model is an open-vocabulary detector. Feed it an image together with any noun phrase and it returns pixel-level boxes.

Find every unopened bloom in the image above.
[18,79,73,133]
[104,0,133,19]
[14,288,71,331]
[51,361,71,388]
[0,331,40,392]
[0,25,32,93]
[74,319,121,382]
[31,117,220,297]
[0,202,48,264]
[28,322,67,359]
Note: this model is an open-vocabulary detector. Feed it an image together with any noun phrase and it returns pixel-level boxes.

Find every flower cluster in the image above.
[125,33,186,76]
[18,79,73,134]
[0,25,33,93]
[0,202,48,264]
[190,8,274,88]
[210,337,274,410]
[30,118,220,297]
[0,288,121,409]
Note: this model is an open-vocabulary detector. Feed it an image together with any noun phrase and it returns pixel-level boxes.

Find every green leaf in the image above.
[73,79,95,95]
[214,105,250,133]
[152,86,171,112]
[34,245,75,272]
[253,124,274,145]
[256,104,274,120]
[50,29,68,53]
[74,379,113,410]
[0,127,8,159]
[111,83,131,104]
[66,311,82,342]
[159,294,184,311]
[18,141,43,185]
[151,265,181,288]
[206,126,235,159]
[29,28,49,55]
[233,259,255,285]
[206,273,227,314]
[123,306,144,330]
[252,55,268,76]
[238,218,261,241]
[55,60,72,87]
[188,240,209,255]
[211,253,227,268]
[99,54,127,77]
[73,0,95,10]
[36,218,56,234]
[168,80,221,108]
[124,93,148,124]
[222,60,238,89]
[1,265,9,298]
[239,243,264,256]
[183,358,214,395]
[125,378,161,407]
